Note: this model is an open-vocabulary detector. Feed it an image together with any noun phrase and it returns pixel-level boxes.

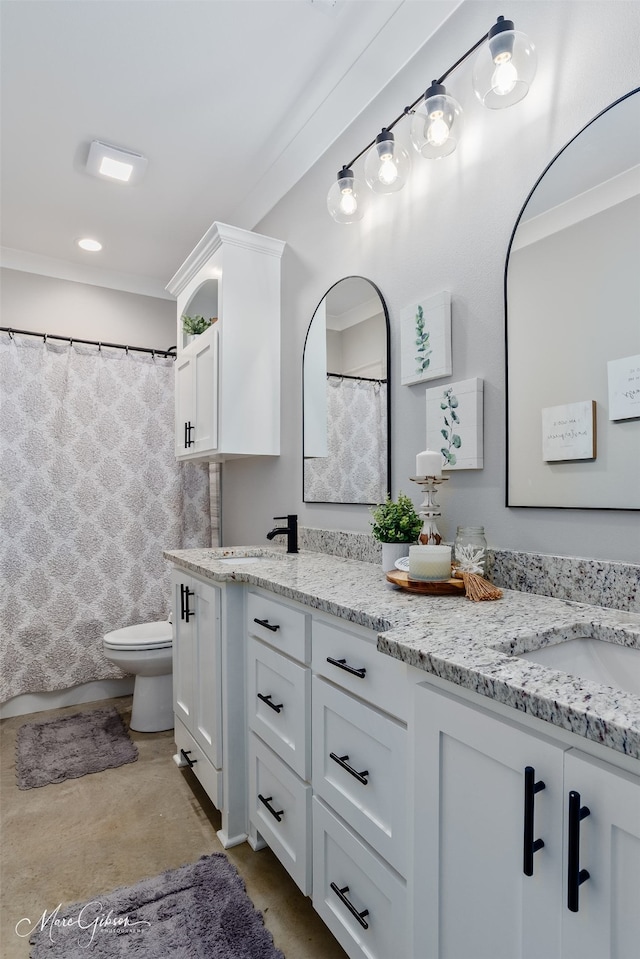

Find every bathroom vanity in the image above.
[164,546,640,959]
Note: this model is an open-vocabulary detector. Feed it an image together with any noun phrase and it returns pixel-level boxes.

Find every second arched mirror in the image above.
[303,277,390,504]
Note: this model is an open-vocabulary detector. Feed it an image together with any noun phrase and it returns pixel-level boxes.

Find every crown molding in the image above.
[0,247,172,300]
[166,221,286,297]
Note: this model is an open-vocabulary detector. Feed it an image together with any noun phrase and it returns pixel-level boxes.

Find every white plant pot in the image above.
[381,542,408,573]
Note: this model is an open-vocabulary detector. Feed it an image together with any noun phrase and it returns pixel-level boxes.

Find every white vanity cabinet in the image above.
[246,589,313,895]
[413,683,640,959]
[312,618,411,959]
[167,221,285,462]
[171,567,247,848]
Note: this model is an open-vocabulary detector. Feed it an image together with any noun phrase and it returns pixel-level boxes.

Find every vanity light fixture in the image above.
[364,129,411,193]
[327,14,536,222]
[410,82,463,159]
[326,166,367,223]
[86,140,148,184]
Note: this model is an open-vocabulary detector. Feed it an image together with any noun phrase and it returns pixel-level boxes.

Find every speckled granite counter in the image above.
[164,547,640,761]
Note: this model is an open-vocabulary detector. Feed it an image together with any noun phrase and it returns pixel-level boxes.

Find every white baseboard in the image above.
[0,678,135,720]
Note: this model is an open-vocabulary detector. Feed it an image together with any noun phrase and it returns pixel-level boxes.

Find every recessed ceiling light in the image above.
[86,140,147,184]
[78,238,102,252]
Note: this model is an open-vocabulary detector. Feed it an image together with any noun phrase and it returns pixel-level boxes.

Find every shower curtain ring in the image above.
[98,341,102,352]
[126,345,129,355]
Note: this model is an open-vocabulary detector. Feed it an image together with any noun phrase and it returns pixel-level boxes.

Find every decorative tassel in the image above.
[454,570,503,602]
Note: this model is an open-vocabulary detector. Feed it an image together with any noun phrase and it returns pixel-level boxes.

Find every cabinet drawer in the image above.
[313,797,407,959]
[312,676,407,875]
[249,734,312,895]
[247,591,309,663]
[247,637,310,780]
[174,717,223,811]
[312,619,408,722]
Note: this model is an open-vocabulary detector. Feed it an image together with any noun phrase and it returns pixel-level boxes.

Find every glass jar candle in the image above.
[453,526,488,576]
[408,544,452,581]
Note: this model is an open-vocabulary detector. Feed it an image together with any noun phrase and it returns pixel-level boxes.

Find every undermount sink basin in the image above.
[215,554,275,566]
[517,637,640,697]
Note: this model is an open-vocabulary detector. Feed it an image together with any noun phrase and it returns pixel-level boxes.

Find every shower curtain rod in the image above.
[1,326,176,358]
[327,371,387,384]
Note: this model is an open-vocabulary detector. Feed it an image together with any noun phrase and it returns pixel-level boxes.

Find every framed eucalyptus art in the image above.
[425,377,484,470]
[400,291,452,386]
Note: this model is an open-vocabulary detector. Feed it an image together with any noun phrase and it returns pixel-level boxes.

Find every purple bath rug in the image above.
[28,853,285,958]
[15,705,138,789]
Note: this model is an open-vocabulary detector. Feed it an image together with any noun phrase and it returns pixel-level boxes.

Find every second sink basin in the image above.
[216,556,272,566]
[517,636,640,697]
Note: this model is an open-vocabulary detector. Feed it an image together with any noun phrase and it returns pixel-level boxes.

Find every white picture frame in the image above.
[607,354,640,421]
[541,400,596,461]
[400,291,452,386]
[425,377,483,470]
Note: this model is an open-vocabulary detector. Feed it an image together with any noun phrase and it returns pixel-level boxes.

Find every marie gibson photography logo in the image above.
[15,901,151,947]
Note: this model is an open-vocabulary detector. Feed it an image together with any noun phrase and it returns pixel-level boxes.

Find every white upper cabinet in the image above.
[167,221,285,461]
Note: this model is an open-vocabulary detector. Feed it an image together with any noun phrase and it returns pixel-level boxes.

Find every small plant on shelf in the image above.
[181,314,214,336]
[370,492,422,544]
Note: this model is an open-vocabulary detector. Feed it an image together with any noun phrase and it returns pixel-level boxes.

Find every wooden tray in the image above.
[386,569,465,595]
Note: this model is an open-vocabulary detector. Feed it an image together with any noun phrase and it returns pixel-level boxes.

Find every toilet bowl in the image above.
[103,621,174,732]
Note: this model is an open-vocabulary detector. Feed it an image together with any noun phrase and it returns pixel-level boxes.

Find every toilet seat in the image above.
[103,621,173,652]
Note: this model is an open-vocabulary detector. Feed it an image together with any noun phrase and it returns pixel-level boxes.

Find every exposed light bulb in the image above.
[410,83,463,159]
[473,17,537,108]
[364,129,410,194]
[426,112,450,147]
[491,55,518,96]
[378,154,399,186]
[327,167,366,222]
[339,188,357,216]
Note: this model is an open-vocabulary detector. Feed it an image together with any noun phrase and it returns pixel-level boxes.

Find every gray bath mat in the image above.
[16,705,138,789]
[29,853,285,958]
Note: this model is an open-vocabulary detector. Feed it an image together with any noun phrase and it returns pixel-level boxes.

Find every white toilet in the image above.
[103,621,174,732]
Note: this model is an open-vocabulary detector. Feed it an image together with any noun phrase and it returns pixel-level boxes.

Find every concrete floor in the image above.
[0,695,347,959]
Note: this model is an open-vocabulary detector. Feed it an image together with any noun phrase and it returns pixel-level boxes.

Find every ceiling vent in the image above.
[86,140,148,184]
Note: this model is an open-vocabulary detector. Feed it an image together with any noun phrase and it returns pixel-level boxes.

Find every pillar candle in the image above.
[416,449,442,478]
[408,544,451,581]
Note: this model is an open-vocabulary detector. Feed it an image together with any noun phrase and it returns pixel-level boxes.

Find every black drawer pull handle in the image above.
[330,883,369,929]
[326,656,366,679]
[523,766,545,876]
[257,693,283,713]
[258,794,284,822]
[567,790,590,912]
[180,584,195,621]
[330,752,369,786]
[253,617,280,632]
[180,749,197,769]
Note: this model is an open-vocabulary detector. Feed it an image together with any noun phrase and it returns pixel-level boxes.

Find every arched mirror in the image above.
[303,276,391,504]
[506,88,640,509]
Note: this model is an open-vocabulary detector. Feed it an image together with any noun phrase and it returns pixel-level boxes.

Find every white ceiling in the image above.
[0,0,460,299]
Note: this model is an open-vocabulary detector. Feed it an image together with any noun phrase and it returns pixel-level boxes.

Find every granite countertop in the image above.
[164,546,640,761]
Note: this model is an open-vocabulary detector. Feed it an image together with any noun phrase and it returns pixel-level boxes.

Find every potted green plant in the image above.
[181,314,214,343]
[371,492,422,571]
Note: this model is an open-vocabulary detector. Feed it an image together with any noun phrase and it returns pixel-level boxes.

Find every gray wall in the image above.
[222,0,640,563]
[1,268,175,351]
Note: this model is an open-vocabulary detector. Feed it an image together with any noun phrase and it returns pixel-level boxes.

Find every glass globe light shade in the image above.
[364,129,411,193]
[472,17,537,109]
[327,167,366,223]
[410,83,463,159]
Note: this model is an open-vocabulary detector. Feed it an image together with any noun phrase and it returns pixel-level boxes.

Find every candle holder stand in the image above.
[410,475,449,545]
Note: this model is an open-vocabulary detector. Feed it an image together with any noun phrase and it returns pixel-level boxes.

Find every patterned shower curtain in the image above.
[304,374,388,504]
[0,333,211,702]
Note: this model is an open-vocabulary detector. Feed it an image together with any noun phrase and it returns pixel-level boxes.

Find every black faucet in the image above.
[266,514,298,553]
